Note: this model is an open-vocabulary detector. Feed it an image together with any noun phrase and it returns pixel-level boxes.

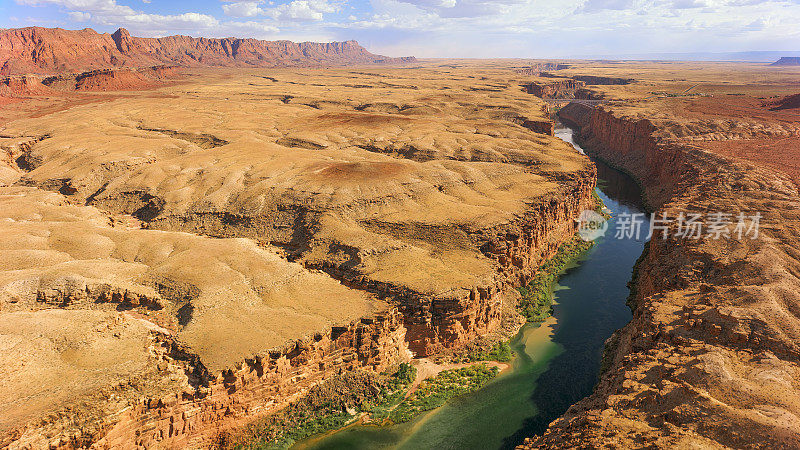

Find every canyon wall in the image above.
[527,103,800,448]
[559,102,687,209]
[514,63,570,76]
[524,79,585,99]
[539,73,633,85]
[7,308,410,449]
[4,173,597,448]
[402,167,597,356]
[0,27,415,76]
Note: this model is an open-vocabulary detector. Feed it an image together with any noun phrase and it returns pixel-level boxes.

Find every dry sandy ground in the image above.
[0,61,589,442]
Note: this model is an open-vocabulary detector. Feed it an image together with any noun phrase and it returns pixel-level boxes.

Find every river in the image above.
[295,124,650,450]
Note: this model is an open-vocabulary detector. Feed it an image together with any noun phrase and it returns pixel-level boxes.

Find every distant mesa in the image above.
[0,26,416,76]
[770,57,800,66]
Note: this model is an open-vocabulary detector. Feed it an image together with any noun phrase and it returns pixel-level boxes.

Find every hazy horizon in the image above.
[2,0,798,59]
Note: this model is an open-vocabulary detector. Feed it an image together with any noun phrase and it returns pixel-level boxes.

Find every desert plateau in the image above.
[1,2,799,449]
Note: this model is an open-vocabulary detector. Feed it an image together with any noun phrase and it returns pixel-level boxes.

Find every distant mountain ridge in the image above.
[0,27,415,75]
[771,57,800,66]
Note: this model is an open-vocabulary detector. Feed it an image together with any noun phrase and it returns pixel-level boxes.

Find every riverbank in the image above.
[287,125,650,449]
[524,100,800,448]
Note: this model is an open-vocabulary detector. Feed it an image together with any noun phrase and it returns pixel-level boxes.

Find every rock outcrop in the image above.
[514,63,570,76]
[0,27,415,76]
[767,93,800,111]
[0,75,52,97]
[570,75,633,85]
[540,73,633,85]
[8,306,410,449]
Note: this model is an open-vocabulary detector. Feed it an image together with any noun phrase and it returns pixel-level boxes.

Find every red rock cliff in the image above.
[0,27,416,75]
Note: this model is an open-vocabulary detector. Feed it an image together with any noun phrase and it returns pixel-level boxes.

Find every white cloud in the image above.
[283,0,338,20]
[67,10,91,21]
[222,0,339,21]
[16,0,281,37]
[222,1,265,17]
[393,0,527,17]
[581,0,640,11]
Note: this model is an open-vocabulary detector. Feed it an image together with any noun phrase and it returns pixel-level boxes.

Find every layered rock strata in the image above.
[7,304,409,449]
[521,102,800,448]
[0,27,414,76]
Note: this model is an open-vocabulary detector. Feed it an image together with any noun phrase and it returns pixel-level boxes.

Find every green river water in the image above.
[295,125,650,450]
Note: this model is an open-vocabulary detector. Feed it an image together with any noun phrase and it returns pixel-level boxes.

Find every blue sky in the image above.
[1,0,798,58]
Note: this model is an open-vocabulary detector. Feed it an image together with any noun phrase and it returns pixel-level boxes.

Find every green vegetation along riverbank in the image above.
[388,364,499,424]
[221,361,503,449]
[220,365,415,449]
[518,235,595,322]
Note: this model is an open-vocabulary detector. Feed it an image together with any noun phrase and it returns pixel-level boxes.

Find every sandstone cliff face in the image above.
[527,103,800,448]
[0,27,415,76]
[514,63,571,76]
[8,306,410,449]
[99,311,410,449]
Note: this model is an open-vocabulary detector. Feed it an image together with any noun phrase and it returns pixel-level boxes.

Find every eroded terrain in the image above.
[0,62,594,447]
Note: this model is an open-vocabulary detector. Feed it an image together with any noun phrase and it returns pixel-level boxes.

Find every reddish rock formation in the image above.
[522,119,555,135]
[73,68,153,91]
[0,27,415,76]
[0,75,52,97]
[557,102,595,129]
[34,66,177,92]
[767,93,800,111]
[405,170,596,356]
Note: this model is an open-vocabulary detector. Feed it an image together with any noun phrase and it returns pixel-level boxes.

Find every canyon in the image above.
[523,62,800,448]
[2,24,800,448]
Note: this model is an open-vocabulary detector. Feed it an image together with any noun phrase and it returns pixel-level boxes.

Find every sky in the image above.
[1,0,798,58]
